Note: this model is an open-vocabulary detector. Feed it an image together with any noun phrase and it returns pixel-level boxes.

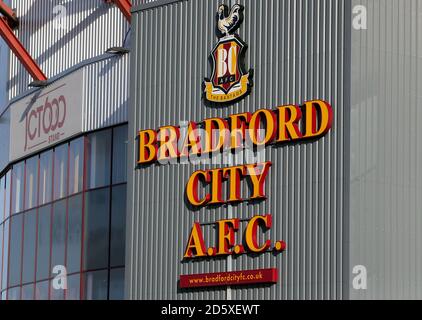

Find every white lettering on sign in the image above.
[10,71,83,161]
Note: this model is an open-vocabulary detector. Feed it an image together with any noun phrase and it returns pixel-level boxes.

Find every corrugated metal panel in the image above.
[127,0,348,300]
[133,0,159,6]
[8,0,129,100]
[82,54,129,132]
[349,0,422,299]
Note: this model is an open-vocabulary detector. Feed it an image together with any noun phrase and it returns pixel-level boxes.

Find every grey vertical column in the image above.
[349,0,422,299]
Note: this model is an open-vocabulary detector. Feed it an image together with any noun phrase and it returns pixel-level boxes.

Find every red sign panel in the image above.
[180,268,278,289]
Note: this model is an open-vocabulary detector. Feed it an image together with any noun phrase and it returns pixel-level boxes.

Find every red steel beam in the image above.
[0,17,47,81]
[111,0,132,23]
[0,1,18,28]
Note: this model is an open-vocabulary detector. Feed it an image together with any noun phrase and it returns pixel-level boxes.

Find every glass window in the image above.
[51,200,66,275]
[69,138,84,196]
[36,205,51,281]
[0,224,3,290]
[1,290,6,300]
[35,281,48,300]
[109,268,124,300]
[8,214,23,287]
[67,195,82,274]
[86,130,111,189]
[39,151,53,206]
[112,126,128,184]
[50,280,64,300]
[22,283,34,300]
[0,176,4,222]
[83,270,108,300]
[4,171,11,220]
[111,185,126,267]
[22,210,37,284]
[11,162,24,214]
[7,286,20,300]
[25,156,39,210]
[2,220,8,291]
[54,144,68,200]
[65,273,80,300]
[83,188,110,271]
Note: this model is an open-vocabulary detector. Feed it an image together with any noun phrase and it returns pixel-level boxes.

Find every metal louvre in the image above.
[127,0,349,300]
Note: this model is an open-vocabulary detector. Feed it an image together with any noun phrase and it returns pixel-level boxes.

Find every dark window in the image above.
[1,220,8,291]
[21,283,34,300]
[83,270,108,300]
[67,195,82,274]
[39,151,53,206]
[4,171,11,221]
[86,130,111,189]
[111,185,126,267]
[54,144,68,200]
[83,188,110,270]
[0,223,3,290]
[69,138,84,196]
[25,156,39,210]
[112,126,128,184]
[109,268,125,300]
[11,162,24,214]
[22,210,37,284]
[35,281,48,300]
[8,214,23,287]
[65,273,80,300]
[50,280,64,300]
[51,200,66,274]
[0,176,4,222]
[7,286,20,300]
[36,205,51,281]
[1,124,127,300]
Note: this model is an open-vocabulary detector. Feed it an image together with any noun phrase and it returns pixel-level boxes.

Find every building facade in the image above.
[0,0,130,300]
[0,0,421,300]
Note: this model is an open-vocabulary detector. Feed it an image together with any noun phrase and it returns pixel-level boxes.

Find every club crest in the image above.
[203,4,253,105]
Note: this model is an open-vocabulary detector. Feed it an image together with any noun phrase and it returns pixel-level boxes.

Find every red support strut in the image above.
[0,0,18,28]
[111,0,132,23]
[0,16,47,81]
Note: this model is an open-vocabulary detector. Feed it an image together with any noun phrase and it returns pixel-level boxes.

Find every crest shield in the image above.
[203,4,253,105]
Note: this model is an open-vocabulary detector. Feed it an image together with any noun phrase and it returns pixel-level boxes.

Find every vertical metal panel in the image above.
[0,109,11,171]
[8,0,129,100]
[127,0,348,300]
[82,54,129,132]
[349,0,422,299]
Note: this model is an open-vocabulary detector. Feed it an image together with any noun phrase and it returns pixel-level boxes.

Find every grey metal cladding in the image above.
[8,0,129,100]
[349,0,422,300]
[82,53,129,132]
[127,0,349,300]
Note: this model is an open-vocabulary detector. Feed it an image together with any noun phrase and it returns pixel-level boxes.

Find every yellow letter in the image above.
[277,105,303,142]
[245,162,272,200]
[216,219,240,255]
[157,126,180,161]
[245,215,272,253]
[303,100,333,139]
[184,223,207,259]
[186,170,211,207]
[138,129,157,164]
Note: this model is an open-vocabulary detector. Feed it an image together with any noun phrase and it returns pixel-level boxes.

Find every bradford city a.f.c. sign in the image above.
[203,4,253,105]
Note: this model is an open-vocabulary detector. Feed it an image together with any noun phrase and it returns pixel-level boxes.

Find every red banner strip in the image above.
[180,268,278,289]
